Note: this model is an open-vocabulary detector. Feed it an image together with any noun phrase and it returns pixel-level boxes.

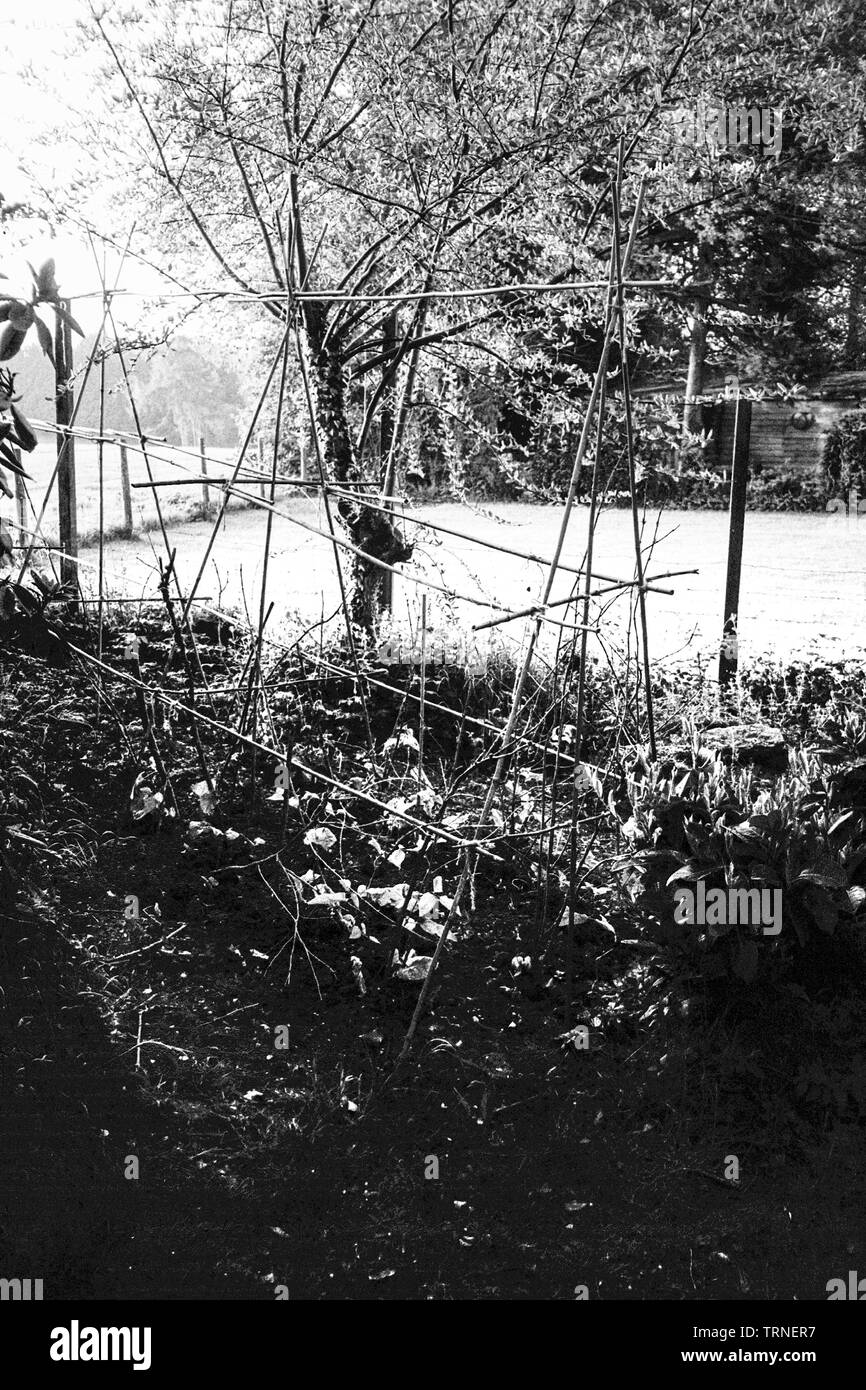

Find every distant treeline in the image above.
[9,333,244,446]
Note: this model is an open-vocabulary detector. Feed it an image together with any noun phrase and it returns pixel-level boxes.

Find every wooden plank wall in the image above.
[708,398,865,474]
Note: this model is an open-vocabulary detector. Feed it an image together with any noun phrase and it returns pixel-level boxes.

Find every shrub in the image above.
[823,410,866,496]
[614,740,866,983]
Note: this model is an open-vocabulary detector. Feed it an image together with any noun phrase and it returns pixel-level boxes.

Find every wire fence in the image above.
[16,417,863,664]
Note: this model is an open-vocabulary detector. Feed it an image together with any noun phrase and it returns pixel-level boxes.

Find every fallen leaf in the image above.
[192,779,215,816]
[395,953,433,982]
[304,827,337,851]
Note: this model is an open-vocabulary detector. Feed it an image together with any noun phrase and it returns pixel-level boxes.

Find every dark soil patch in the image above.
[2,617,865,1299]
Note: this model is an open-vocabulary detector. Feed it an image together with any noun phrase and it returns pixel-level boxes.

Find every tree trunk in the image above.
[303,310,412,631]
[681,240,712,469]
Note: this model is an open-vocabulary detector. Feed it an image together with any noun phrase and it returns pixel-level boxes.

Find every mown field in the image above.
[22,436,238,539]
[66,497,866,665]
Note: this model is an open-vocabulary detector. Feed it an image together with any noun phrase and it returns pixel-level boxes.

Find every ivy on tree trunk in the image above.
[304,310,413,632]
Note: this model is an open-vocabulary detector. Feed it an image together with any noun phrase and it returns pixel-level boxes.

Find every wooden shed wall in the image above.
[708,398,864,473]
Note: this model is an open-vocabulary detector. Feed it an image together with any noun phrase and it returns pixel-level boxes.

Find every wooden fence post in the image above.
[118,440,133,537]
[54,299,78,588]
[13,447,27,548]
[258,435,268,499]
[199,435,210,513]
[719,392,752,687]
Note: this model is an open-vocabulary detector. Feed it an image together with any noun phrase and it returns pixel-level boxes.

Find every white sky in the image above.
[0,0,172,328]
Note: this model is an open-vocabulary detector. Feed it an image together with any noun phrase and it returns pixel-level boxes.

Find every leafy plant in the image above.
[615,742,866,981]
[823,411,866,496]
[0,255,79,645]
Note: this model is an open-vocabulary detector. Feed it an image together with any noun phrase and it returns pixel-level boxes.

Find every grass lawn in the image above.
[65,498,866,665]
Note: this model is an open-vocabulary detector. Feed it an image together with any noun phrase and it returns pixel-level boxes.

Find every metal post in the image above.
[379,309,398,610]
[719,391,752,687]
[418,593,427,791]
